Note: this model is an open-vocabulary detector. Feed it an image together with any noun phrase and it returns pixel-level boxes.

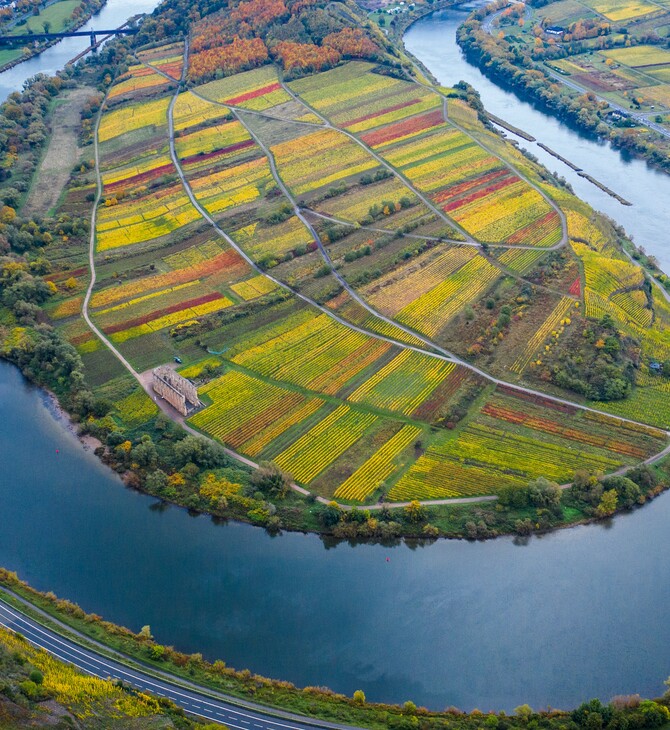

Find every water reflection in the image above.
[2,358,670,711]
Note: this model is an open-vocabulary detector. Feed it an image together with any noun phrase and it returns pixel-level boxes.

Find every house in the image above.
[152,365,201,416]
[545,26,565,36]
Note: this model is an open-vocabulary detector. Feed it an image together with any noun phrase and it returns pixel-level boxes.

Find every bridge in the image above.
[0,26,138,47]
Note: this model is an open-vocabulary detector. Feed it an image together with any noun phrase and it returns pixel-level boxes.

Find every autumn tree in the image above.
[596,489,617,517]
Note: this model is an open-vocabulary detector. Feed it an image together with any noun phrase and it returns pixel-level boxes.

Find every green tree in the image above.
[528,477,562,511]
[132,437,158,470]
[318,501,342,527]
[145,469,168,493]
[601,475,641,508]
[404,500,426,523]
[596,489,617,517]
[251,462,291,499]
[515,704,534,722]
[498,484,530,508]
[571,470,603,505]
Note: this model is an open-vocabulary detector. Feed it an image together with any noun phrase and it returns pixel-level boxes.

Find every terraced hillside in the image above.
[35,4,670,508]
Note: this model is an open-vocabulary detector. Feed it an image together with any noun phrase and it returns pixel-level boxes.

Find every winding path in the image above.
[232,107,456,360]
[279,79,476,243]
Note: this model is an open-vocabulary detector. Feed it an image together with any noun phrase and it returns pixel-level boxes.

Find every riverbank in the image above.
[4,0,670,713]
[455,9,670,177]
[7,354,670,709]
[2,568,670,726]
[2,4,670,545]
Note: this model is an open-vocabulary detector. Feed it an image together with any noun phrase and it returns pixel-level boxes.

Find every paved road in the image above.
[0,595,363,730]
[543,68,670,139]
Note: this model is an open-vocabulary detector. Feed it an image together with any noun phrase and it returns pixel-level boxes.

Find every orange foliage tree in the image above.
[322,28,380,60]
[189,36,269,81]
[273,41,341,73]
[230,0,287,30]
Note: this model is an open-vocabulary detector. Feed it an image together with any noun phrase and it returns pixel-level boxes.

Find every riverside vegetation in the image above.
[3,568,670,730]
[457,0,670,174]
[0,624,215,728]
[0,0,107,72]
[3,0,670,543]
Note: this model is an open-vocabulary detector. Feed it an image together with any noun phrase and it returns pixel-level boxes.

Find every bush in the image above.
[601,475,641,509]
[251,462,291,499]
[28,669,43,685]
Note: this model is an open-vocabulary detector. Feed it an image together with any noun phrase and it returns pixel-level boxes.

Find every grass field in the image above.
[11,0,82,34]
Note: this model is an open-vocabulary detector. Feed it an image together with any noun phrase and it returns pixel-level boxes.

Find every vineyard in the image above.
[48,33,670,508]
[395,255,500,337]
[289,63,562,246]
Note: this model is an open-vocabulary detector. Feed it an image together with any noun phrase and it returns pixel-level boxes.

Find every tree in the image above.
[596,489,617,517]
[626,464,657,490]
[132,438,158,470]
[601,475,640,509]
[145,469,168,493]
[251,462,291,499]
[172,435,228,469]
[498,484,530,508]
[571,470,603,505]
[353,690,366,704]
[515,705,534,722]
[527,477,562,511]
[318,501,342,527]
[404,500,426,523]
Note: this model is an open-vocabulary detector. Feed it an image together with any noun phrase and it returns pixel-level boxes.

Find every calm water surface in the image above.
[405,4,670,270]
[2,360,670,711]
[0,0,159,102]
[1,2,670,714]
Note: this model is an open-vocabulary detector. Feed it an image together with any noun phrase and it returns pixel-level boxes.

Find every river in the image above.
[3,359,670,712]
[2,1,670,715]
[405,3,670,271]
[0,0,159,102]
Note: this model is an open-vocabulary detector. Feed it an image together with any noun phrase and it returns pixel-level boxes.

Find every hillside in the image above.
[2,0,670,537]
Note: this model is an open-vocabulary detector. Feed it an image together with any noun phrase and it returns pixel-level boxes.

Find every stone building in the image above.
[152,365,200,416]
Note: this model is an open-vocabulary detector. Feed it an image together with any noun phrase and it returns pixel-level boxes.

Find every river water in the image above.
[0,0,158,102]
[2,1,670,715]
[405,3,670,271]
[3,359,670,711]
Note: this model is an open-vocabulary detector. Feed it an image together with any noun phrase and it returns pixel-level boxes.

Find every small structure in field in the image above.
[545,26,565,36]
[152,365,200,416]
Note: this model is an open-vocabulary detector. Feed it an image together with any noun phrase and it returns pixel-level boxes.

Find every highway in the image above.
[0,595,362,730]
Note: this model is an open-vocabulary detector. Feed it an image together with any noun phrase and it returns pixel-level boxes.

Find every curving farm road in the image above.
[0,593,363,730]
